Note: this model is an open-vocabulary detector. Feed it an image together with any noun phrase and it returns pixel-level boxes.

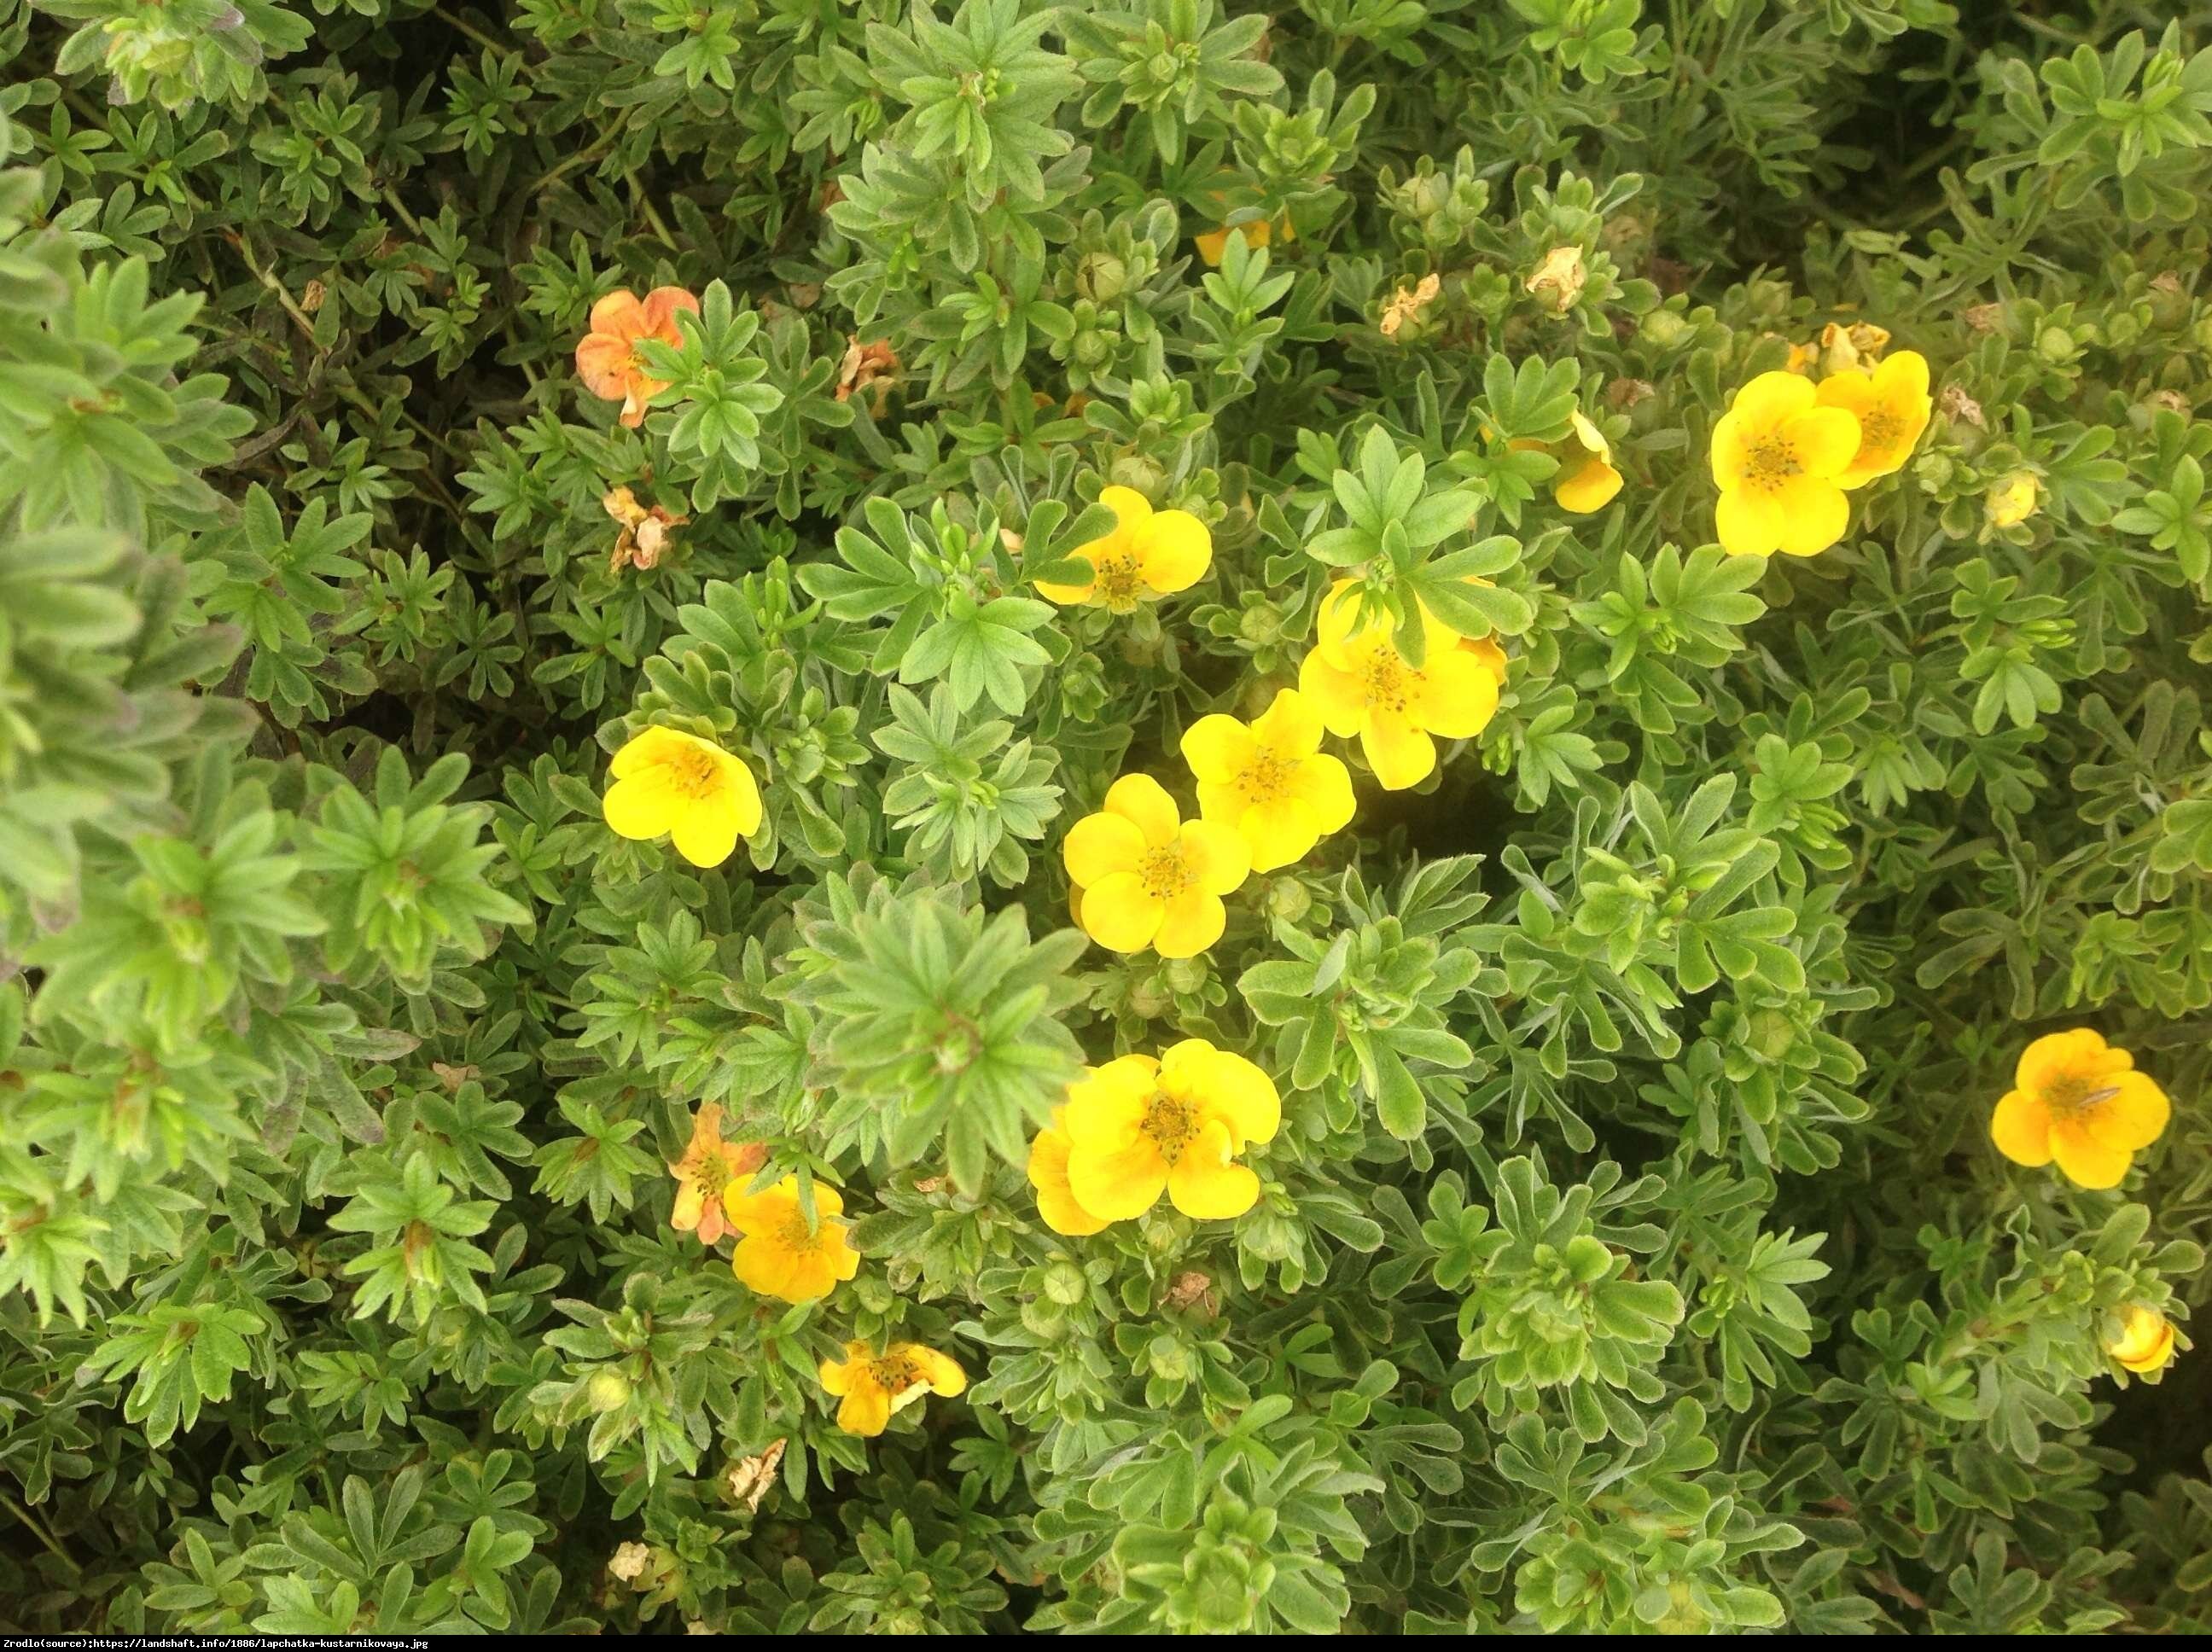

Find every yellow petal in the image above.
[837,1385,894,1437]
[1729,369,1817,430]
[1078,872,1165,952]
[1135,509,1212,594]
[611,724,697,780]
[1250,688,1324,757]
[1555,457,1623,514]
[1361,711,1436,790]
[1771,479,1851,559]
[1097,485,1153,533]
[2089,1072,2169,1152]
[731,1233,800,1300]
[1181,714,1260,785]
[1152,889,1227,958]
[1877,349,1930,402]
[1165,1119,1260,1219]
[1989,1089,2053,1167]
[1186,1044,1281,1147]
[1063,810,1147,887]
[2049,1119,2133,1190]
[1709,410,1749,488]
[818,1347,864,1395]
[1290,753,1357,835]
[1175,819,1251,896]
[1238,796,1319,872]
[1297,649,1368,736]
[602,772,684,841]
[1313,579,1378,661]
[1103,772,1182,846]
[720,753,764,836]
[1028,1125,1111,1236]
[1411,649,1501,740]
[1714,487,1783,558]
[910,1346,967,1397]
[670,801,741,869]
[1067,1132,1169,1222]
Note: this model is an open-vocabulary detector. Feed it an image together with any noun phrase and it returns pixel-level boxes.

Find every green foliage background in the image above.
[3,0,2212,1633]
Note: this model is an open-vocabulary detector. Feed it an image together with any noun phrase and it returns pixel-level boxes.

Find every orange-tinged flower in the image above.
[721,1175,861,1303]
[1180,688,1355,872]
[1061,1040,1279,1222]
[602,726,763,870]
[1036,486,1212,611]
[1813,350,1933,488]
[1297,579,1499,790]
[2106,1306,2178,1376]
[1708,370,1861,558]
[817,1340,967,1436]
[1988,1028,2170,1190]
[1027,1108,1110,1236]
[1064,774,1250,958]
[668,1104,767,1246]
[576,286,700,427]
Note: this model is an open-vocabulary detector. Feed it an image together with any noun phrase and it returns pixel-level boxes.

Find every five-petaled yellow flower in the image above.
[1062,1039,1280,1222]
[1988,1028,2170,1190]
[1064,774,1249,957]
[1035,486,1212,613]
[575,286,700,428]
[1298,580,1500,791]
[668,1104,766,1248]
[602,726,763,870]
[1180,689,1356,873]
[1814,349,1933,487]
[818,1341,968,1437]
[1027,1107,1111,1236]
[721,1175,861,1303]
[1709,370,1862,558]
[2106,1307,2178,1376]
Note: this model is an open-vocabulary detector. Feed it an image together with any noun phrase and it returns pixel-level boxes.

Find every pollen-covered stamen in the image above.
[1858,408,1899,450]
[1138,1091,1199,1162]
[1138,846,1194,899]
[1358,643,1417,713]
[1092,552,1144,611]
[665,743,724,799]
[1237,747,1295,803]
[777,1213,827,1253]
[2041,1070,2124,1118]
[1742,436,1802,492]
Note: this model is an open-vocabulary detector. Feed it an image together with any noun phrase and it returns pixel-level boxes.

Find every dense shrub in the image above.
[3,0,2212,1634]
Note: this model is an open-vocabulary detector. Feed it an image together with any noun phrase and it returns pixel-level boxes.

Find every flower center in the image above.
[777,1213,826,1253]
[2041,1070,2122,1119]
[1138,846,1193,899]
[665,744,722,800]
[1237,747,1295,803]
[1858,407,1898,450]
[1140,1091,1198,1162]
[1359,644,1417,713]
[1094,553,1143,612]
[688,1152,731,1197]
[1742,435,1801,491]
[869,1353,919,1395]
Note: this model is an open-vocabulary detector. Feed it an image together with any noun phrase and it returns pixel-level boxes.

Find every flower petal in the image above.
[670,803,740,869]
[1297,649,1368,736]
[2049,1120,2133,1190]
[1103,773,1182,846]
[602,772,684,842]
[1771,479,1851,558]
[837,1385,894,1437]
[1067,1132,1169,1222]
[1180,714,1260,785]
[1063,810,1147,887]
[2093,1072,2170,1152]
[731,1233,799,1300]
[1028,1125,1111,1236]
[1152,889,1226,958]
[1361,711,1436,790]
[1714,487,1783,558]
[1097,485,1153,533]
[2017,1029,2110,1093]
[1165,1119,1260,1219]
[1176,819,1251,895]
[1989,1089,2053,1167]
[1787,406,1865,480]
[1195,1045,1281,1147]
[1412,649,1501,739]
[910,1346,967,1397]
[1135,509,1212,594]
[1238,797,1318,872]
[1729,369,1817,429]
[1251,688,1324,756]
[1556,457,1623,514]
[1078,873,1165,952]
[1290,753,1357,835]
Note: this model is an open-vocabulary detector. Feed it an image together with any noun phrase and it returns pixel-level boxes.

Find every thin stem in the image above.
[433,4,508,57]
[626,172,681,252]
[0,1489,79,1577]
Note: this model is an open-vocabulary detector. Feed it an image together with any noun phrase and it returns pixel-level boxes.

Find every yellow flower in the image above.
[1064,774,1250,957]
[720,1175,861,1302]
[575,287,700,428]
[1195,215,1293,267]
[1988,1028,2170,1190]
[1027,1107,1111,1236]
[602,726,763,870]
[1987,470,2040,528]
[1708,370,1862,558]
[1179,689,1356,873]
[1296,579,1499,790]
[817,1341,967,1437]
[2106,1306,2178,1376]
[1035,485,1212,612]
[1813,350,1933,487]
[1061,1040,1280,1222]
[668,1104,766,1248]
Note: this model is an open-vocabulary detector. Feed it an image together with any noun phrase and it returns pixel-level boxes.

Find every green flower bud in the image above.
[585,1370,632,1413]
[1639,309,1689,347]
[1265,876,1312,924]
[1044,1259,1086,1306]
[1076,252,1127,304]
[1147,1334,1190,1382]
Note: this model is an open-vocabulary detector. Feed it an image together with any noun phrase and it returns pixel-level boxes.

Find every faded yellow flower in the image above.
[668,1103,766,1247]
[2106,1307,2178,1376]
[1987,471,2040,528]
[1380,273,1441,340]
[1526,245,1587,312]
